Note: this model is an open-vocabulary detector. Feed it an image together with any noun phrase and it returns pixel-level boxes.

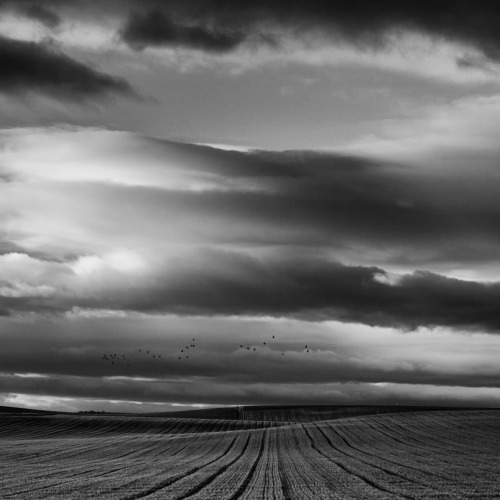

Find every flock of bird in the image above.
[237,336,310,356]
[101,353,130,367]
[102,339,197,367]
[101,335,312,368]
[175,339,197,360]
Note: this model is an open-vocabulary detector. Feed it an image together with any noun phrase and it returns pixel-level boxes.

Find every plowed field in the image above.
[1,409,499,499]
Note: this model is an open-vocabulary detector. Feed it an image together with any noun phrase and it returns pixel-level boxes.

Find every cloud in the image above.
[0,35,133,98]
[3,126,500,279]
[71,253,500,332]
[18,4,61,29]
[122,8,247,53]
[114,1,500,61]
[345,94,500,164]
[2,310,500,409]
[4,2,500,62]
[1,249,500,333]
[3,374,500,409]
[2,312,500,408]
[3,127,500,331]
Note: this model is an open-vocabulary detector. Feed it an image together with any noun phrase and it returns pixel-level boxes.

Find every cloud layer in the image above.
[5,1,500,60]
[1,4,500,411]
[2,128,500,332]
[2,314,500,411]
[116,1,500,59]
[2,126,500,409]
[1,250,500,332]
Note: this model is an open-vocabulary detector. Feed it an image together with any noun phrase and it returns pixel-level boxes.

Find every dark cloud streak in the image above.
[1,371,500,408]
[2,251,500,332]
[113,254,500,332]
[4,1,500,59]
[117,1,500,59]
[0,36,134,98]
[122,8,246,52]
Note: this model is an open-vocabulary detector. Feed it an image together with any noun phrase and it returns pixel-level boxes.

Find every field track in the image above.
[1,408,499,499]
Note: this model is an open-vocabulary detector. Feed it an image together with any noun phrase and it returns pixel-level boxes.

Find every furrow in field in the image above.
[2,434,190,497]
[238,429,285,500]
[297,422,395,499]
[419,413,500,454]
[307,423,418,499]
[148,432,255,500]
[362,415,466,462]
[388,412,483,445]
[98,433,237,497]
[274,424,351,500]
[372,414,494,471]
[2,464,113,498]
[363,415,484,468]
[326,421,449,486]
[324,417,500,496]
[336,418,459,484]
[2,410,500,499]
[121,432,247,499]
[0,414,284,442]
[184,429,267,500]
[7,433,235,499]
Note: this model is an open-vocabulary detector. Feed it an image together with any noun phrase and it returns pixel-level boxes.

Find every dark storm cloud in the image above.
[121,8,246,52]
[3,250,500,332]
[106,254,500,332]
[0,36,133,97]
[3,1,499,59]
[116,1,500,59]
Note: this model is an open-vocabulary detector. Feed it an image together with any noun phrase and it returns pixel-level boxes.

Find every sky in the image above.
[2,1,500,412]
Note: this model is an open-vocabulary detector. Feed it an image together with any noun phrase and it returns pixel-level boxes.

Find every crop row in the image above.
[0,414,286,441]
[239,405,456,423]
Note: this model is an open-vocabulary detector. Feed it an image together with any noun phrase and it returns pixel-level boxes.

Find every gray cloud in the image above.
[0,36,134,98]
[114,1,500,59]
[3,130,500,331]
[2,304,499,410]
[13,136,497,268]
[4,2,500,60]
[122,8,247,52]
[2,250,500,332]
[2,373,500,409]
[2,337,500,390]
[91,148,500,266]
[2,4,499,412]
[18,4,62,29]
[77,253,500,332]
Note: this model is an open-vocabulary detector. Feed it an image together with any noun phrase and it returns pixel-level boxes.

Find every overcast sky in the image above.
[2,1,500,412]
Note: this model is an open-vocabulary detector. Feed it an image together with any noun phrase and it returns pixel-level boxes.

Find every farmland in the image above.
[1,407,499,499]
